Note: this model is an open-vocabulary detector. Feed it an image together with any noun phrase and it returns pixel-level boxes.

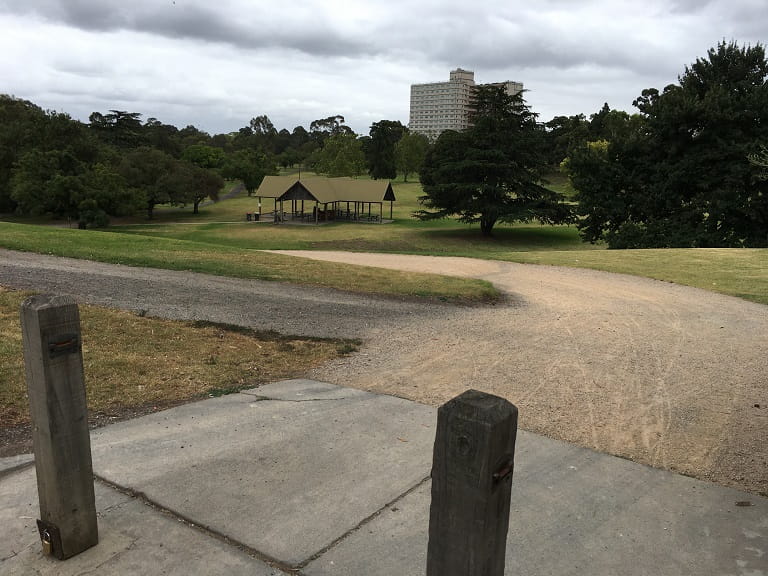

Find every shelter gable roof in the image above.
[256,175,396,203]
[255,175,296,199]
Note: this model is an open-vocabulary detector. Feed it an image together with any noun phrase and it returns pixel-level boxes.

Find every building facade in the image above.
[408,69,523,140]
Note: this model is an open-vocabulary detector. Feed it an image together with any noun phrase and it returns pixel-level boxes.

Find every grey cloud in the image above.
[2,0,720,72]
[0,0,373,57]
[668,0,716,13]
[374,4,673,79]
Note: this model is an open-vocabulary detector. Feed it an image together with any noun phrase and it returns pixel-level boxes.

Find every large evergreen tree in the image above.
[571,41,768,248]
[417,86,573,236]
[366,120,407,180]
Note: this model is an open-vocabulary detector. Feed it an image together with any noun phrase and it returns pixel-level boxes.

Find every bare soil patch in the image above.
[280,251,768,496]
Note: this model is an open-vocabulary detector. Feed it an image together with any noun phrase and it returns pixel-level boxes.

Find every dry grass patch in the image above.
[0,287,351,429]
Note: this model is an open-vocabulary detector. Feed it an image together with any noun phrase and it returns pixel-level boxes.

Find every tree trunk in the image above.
[480,215,497,236]
[193,199,201,214]
[146,201,155,220]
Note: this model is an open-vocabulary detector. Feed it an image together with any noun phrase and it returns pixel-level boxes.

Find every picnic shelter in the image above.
[254,176,396,224]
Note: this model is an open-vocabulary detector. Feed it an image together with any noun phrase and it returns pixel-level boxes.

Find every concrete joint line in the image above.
[93,475,300,574]
[1,546,24,563]
[0,458,35,480]
[77,536,140,576]
[294,474,432,573]
[241,393,352,404]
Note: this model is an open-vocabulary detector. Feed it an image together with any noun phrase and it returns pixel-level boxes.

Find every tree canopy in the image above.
[366,120,408,180]
[395,132,430,182]
[567,41,768,248]
[417,86,573,236]
[309,133,366,177]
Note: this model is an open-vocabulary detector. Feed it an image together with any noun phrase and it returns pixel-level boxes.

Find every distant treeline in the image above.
[2,40,766,246]
[0,101,431,225]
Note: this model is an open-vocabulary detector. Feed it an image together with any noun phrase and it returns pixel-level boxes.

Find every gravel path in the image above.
[1,248,766,495]
[0,249,442,339]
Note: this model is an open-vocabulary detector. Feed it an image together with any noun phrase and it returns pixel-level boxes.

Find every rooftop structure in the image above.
[408,69,523,140]
[255,176,396,223]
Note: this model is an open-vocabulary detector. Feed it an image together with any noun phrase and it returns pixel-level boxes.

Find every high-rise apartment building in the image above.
[408,69,523,140]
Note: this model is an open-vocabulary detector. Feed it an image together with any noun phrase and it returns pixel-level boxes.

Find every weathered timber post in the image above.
[427,389,518,576]
[20,295,98,560]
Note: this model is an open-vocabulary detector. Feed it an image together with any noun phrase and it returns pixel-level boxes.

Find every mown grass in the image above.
[502,248,768,305]
[2,176,766,306]
[110,178,594,254]
[0,222,498,303]
[0,288,351,428]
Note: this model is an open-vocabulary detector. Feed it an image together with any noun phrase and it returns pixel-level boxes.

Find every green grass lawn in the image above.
[109,178,595,254]
[503,248,768,305]
[0,222,498,303]
[2,177,766,306]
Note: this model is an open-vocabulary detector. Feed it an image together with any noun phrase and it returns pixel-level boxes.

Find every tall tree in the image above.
[11,148,86,218]
[0,96,49,211]
[367,120,407,179]
[177,125,211,149]
[221,149,276,195]
[544,114,590,167]
[571,41,768,248]
[395,132,430,182]
[417,86,573,236]
[310,115,352,137]
[181,144,225,171]
[249,115,276,136]
[144,117,182,157]
[161,161,224,214]
[311,133,366,177]
[188,165,224,214]
[119,147,176,219]
[89,110,144,148]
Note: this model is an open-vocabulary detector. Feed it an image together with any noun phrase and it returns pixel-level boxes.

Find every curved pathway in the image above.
[273,251,768,496]
[1,248,766,495]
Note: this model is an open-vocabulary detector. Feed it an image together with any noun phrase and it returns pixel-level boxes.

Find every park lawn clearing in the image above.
[502,248,768,306]
[0,222,499,304]
[0,287,355,433]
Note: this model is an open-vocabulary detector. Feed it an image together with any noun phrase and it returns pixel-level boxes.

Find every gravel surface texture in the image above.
[1,248,766,496]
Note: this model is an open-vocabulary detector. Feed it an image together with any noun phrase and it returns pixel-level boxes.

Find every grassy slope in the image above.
[502,248,768,305]
[2,178,766,305]
[0,222,498,303]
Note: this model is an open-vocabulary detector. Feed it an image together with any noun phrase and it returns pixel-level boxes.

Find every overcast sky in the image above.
[1,0,766,135]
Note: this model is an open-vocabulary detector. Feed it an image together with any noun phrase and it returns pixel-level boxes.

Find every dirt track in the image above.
[273,251,768,496]
[1,249,766,495]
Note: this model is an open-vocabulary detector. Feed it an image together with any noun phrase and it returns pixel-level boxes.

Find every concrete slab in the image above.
[4,380,766,575]
[89,380,435,566]
[305,432,768,576]
[243,379,370,401]
[304,482,430,576]
[0,454,33,479]
[0,467,287,575]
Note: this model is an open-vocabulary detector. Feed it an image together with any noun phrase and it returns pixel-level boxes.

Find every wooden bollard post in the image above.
[21,295,98,560]
[427,389,518,576]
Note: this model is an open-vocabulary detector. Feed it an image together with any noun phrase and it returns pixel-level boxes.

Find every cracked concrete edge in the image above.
[93,475,299,575]
[0,453,34,478]
[294,475,432,573]
[4,467,289,576]
[239,379,373,403]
